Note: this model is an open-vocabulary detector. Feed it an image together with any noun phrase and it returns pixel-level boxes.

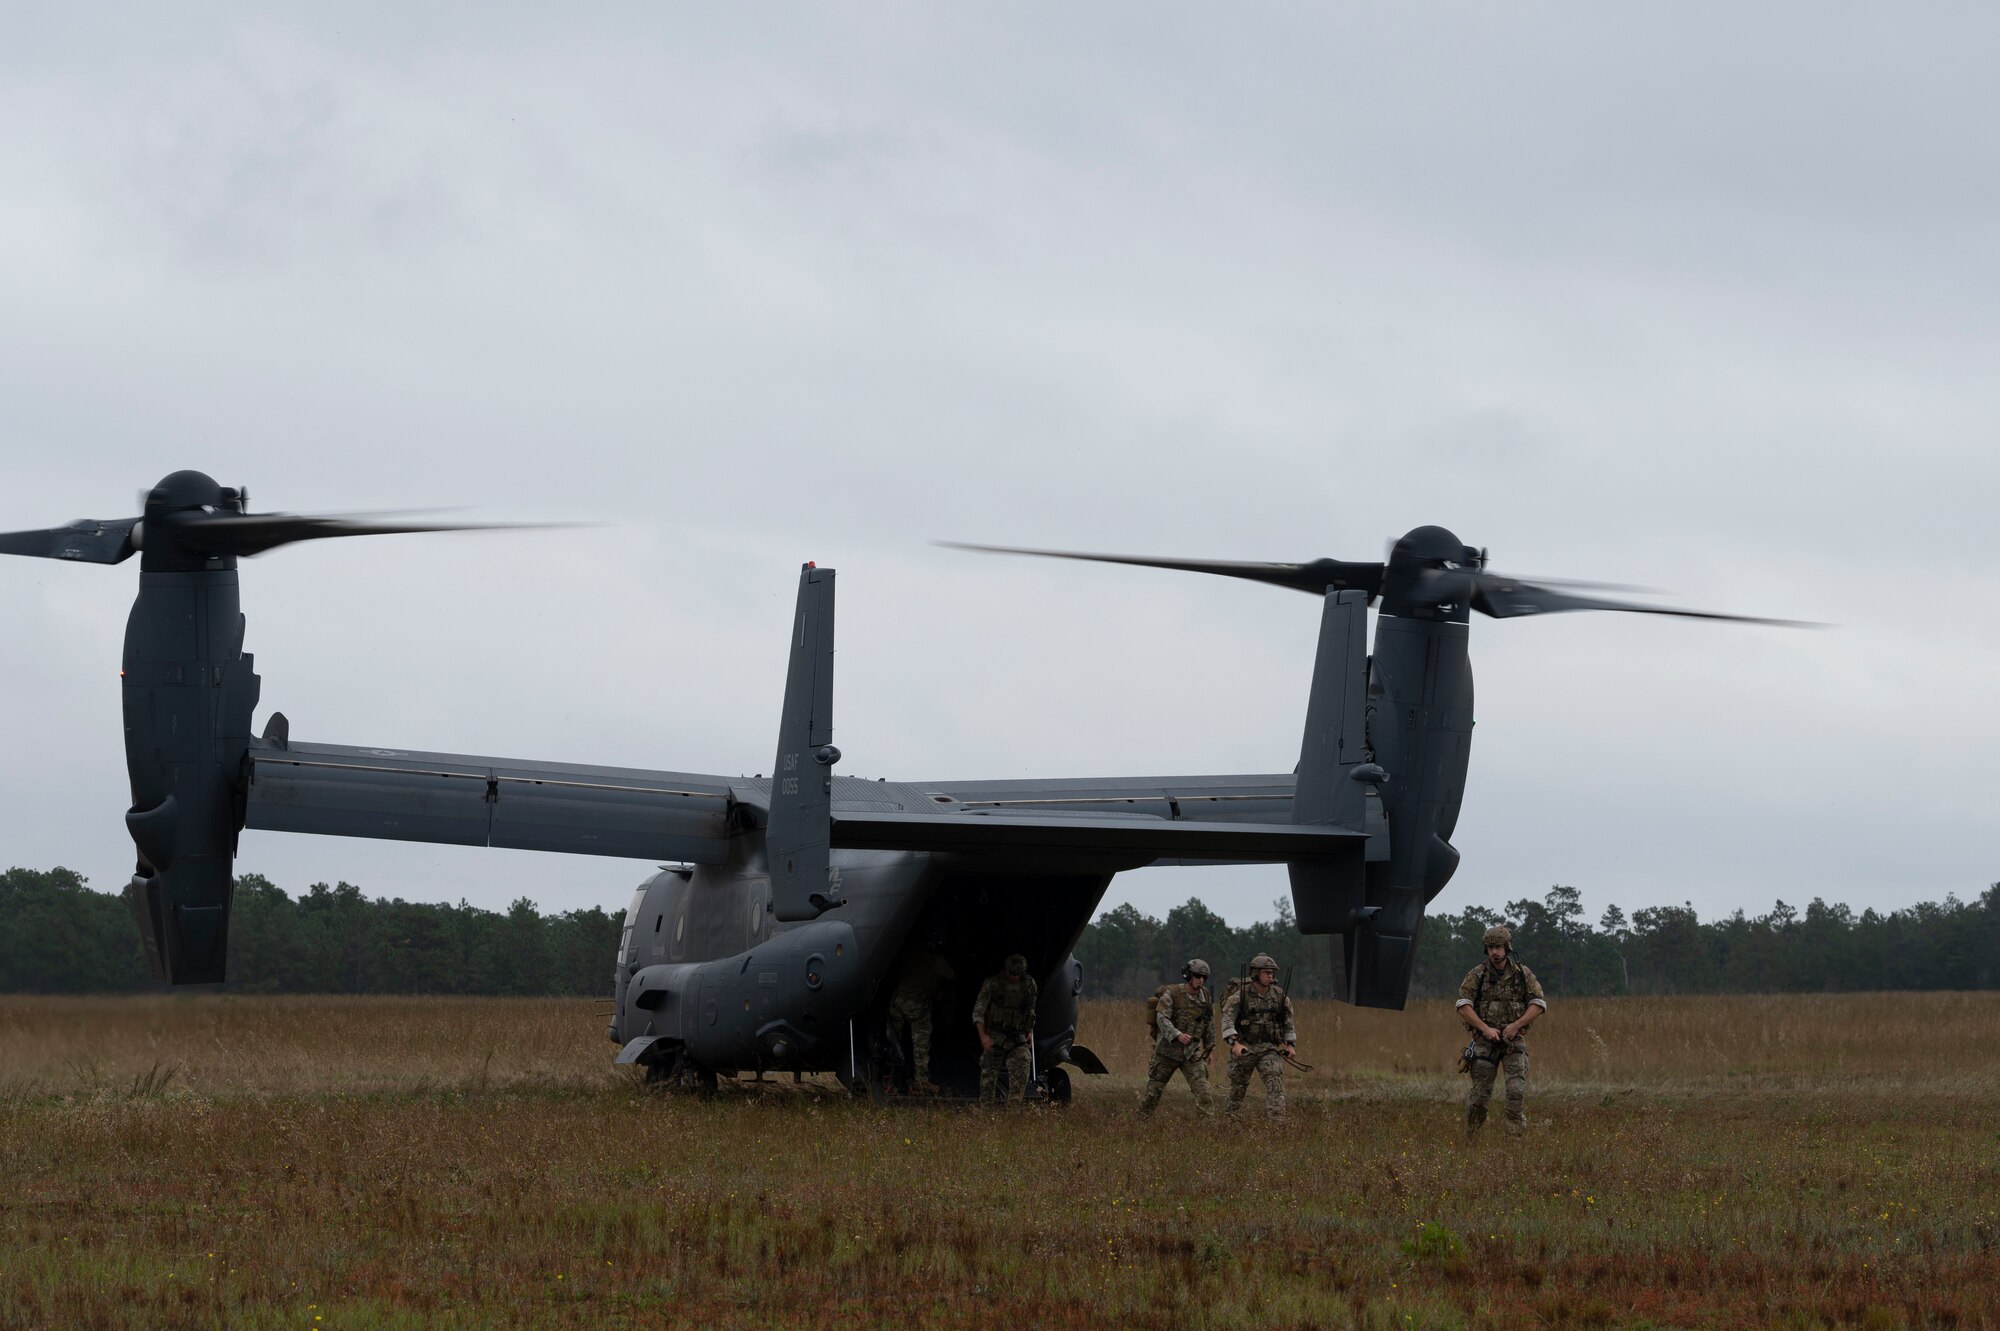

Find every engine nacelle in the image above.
[122,569,259,984]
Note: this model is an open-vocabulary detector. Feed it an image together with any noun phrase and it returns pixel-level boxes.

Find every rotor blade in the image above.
[0,517,141,564]
[1469,574,1817,626]
[1491,575,1664,594]
[936,541,1385,597]
[185,513,576,557]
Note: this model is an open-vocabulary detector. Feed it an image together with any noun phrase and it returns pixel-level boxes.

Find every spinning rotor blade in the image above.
[171,511,563,558]
[0,517,142,564]
[945,532,1809,625]
[936,541,1386,597]
[1466,575,1813,626]
[2,467,573,570]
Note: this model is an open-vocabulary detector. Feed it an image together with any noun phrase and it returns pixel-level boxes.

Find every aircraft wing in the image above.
[893,773,1314,867]
[832,807,1355,862]
[915,773,1297,824]
[247,739,1325,870]
[819,773,1351,871]
[245,738,736,864]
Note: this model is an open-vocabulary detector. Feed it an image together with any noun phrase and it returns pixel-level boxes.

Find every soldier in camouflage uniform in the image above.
[1456,924,1548,1137]
[1136,958,1215,1118]
[972,953,1038,1104]
[1221,954,1297,1121]
[886,941,955,1092]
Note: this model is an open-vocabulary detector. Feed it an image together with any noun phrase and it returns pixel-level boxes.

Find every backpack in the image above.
[1146,982,1217,1043]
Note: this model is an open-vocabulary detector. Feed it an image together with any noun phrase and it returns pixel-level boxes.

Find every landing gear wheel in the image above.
[647,1049,717,1097]
[1041,1066,1072,1106]
[675,1053,719,1096]
[837,1055,886,1104]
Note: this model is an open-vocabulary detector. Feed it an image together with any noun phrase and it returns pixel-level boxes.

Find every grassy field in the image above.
[2,993,1998,1330]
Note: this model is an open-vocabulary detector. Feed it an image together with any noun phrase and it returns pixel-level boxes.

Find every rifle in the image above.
[1229,1040,1312,1073]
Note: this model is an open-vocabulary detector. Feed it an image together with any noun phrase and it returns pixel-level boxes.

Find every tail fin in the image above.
[765,564,843,921]
[1286,589,1371,936]
[1286,588,1431,1010]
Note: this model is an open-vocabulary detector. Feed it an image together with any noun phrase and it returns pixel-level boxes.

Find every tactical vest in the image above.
[984,976,1036,1034]
[1231,984,1289,1045]
[1153,984,1212,1045]
[1471,961,1531,1029]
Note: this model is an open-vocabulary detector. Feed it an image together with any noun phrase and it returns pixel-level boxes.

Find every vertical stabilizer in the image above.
[1287,590,1372,935]
[766,564,843,921]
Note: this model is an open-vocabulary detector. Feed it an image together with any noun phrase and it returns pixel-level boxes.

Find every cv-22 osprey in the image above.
[1,471,1791,1099]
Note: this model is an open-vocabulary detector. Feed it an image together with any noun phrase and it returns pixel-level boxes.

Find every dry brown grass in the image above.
[3,994,1999,1330]
[0,995,614,1099]
[1090,991,2000,1097]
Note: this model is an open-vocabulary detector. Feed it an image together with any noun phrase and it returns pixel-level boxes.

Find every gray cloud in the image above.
[2,5,1994,932]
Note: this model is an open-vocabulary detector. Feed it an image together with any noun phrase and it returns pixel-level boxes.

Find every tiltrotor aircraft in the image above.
[1,471,1791,1099]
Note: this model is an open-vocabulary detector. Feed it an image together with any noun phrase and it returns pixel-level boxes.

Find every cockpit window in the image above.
[616,888,647,968]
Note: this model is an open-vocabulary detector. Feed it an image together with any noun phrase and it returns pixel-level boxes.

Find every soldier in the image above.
[972,953,1038,1104]
[1136,958,1215,1118]
[1221,953,1297,1120]
[885,940,955,1092]
[1456,924,1548,1138]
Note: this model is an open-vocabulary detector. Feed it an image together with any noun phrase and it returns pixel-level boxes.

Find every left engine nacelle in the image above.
[121,568,260,984]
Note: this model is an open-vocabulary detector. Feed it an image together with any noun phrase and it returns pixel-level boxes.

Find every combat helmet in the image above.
[1482,925,1512,950]
[1004,953,1029,976]
[1182,958,1212,981]
[1248,953,1278,973]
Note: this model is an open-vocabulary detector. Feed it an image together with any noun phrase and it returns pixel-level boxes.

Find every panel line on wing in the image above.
[254,756,721,799]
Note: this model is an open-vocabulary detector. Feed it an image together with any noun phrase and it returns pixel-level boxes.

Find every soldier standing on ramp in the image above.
[886,939,955,1092]
[972,954,1038,1105]
[1136,958,1215,1118]
[1221,954,1297,1121]
[1456,924,1548,1138]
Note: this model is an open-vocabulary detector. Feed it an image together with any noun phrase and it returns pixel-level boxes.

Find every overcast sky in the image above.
[2,5,1994,934]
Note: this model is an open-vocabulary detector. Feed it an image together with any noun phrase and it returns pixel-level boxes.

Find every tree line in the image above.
[0,867,619,995]
[6,865,1999,999]
[1075,882,2000,998]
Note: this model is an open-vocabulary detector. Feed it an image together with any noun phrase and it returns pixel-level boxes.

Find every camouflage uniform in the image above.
[1457,956,1548,1135]
[972,959,1038,1103]
[886,950,955,1087]
[1221,980,1296,1120]
[1136,981,1214,1117]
